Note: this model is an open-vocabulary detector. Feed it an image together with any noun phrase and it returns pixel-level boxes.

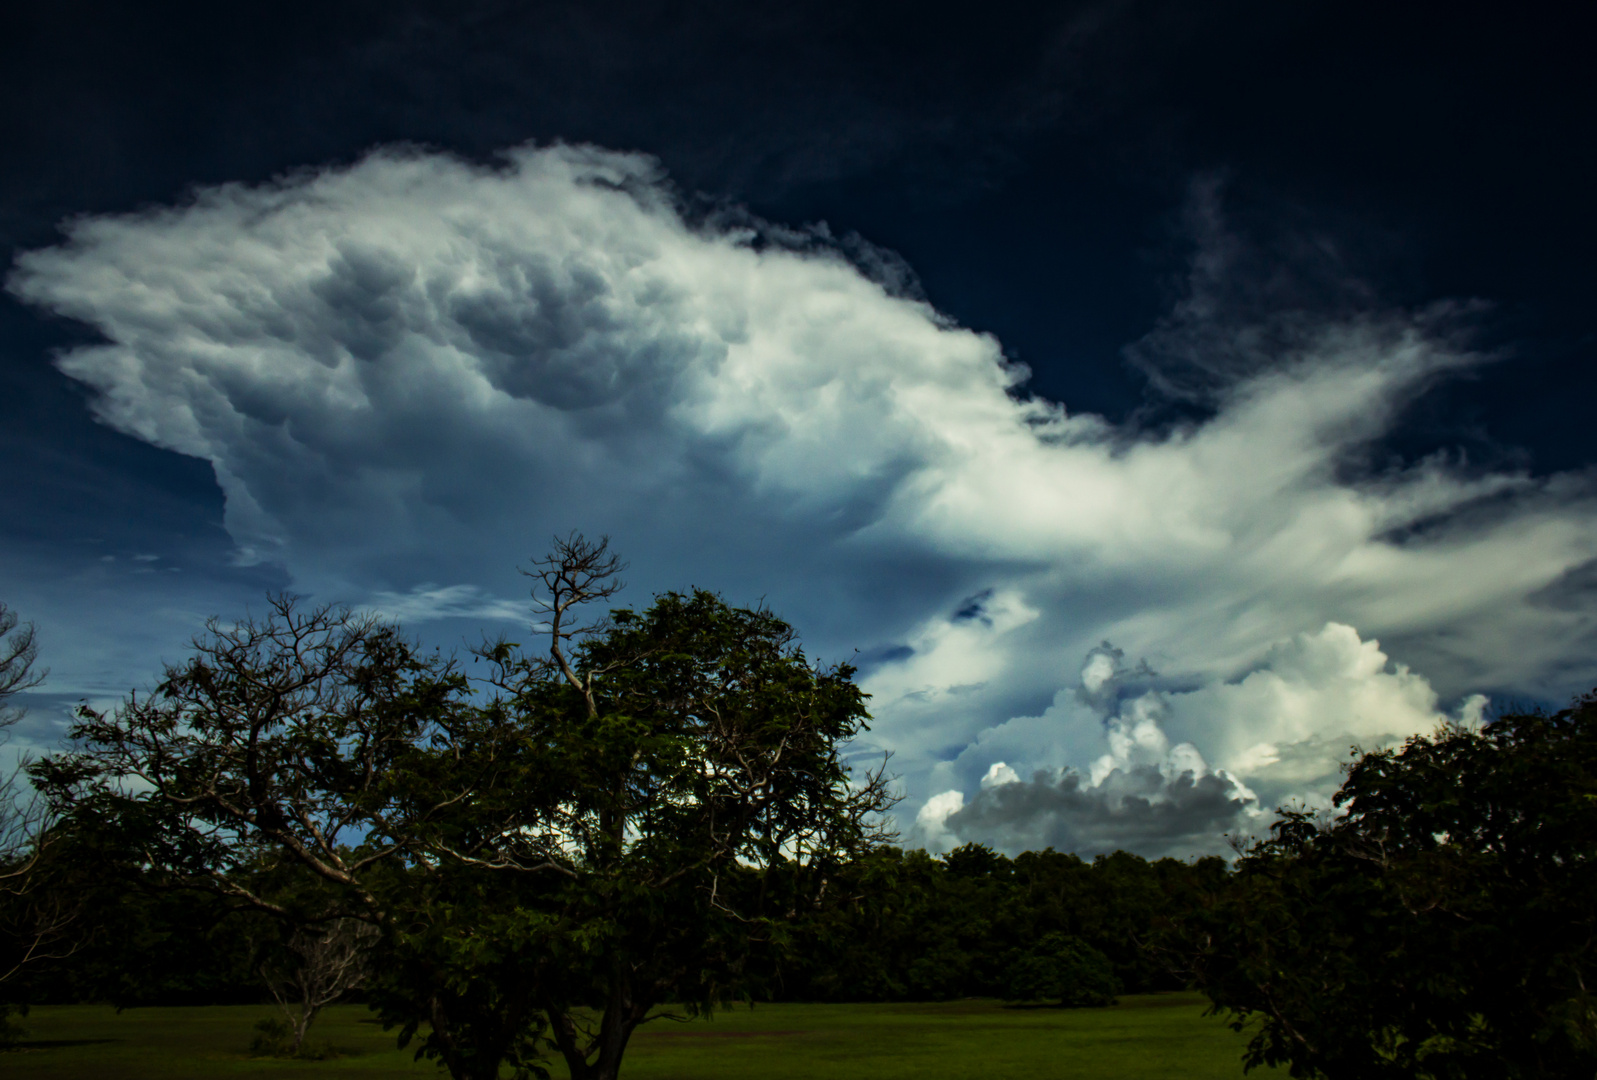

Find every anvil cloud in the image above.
[12,144,1597,854]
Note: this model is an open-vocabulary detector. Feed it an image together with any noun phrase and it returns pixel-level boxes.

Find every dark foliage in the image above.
[769,842,1223,1002]
[1190,695,1597,1079]
[1003,932,1118,1007]
[27,538,893,1080]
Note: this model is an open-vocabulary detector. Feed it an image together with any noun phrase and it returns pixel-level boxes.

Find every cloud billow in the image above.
[945,764,1255,860]
[11,142,1597,854]
[912,623,1491,857]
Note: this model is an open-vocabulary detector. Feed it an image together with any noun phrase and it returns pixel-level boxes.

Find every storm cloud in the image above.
[11,143,1597,852]
[939,764,1254,860]
[914,624,1485,856]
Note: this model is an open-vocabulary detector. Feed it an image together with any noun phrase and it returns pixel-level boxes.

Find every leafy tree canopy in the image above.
[32,536,893,1080]
[1191,694,1597,1079]
[1003,932,1118,1008]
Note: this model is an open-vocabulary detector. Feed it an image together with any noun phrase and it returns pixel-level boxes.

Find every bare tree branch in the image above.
[521,532,626,718]
[259,917,380,1054]
[0,601,76,989]
[0,603,45,731]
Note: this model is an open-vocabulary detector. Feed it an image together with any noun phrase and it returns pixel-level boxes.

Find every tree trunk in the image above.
[290,998,313,1053]
[545,984,649,1080]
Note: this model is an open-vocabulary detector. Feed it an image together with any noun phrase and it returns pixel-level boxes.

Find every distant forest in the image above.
[11,843,1218,1008]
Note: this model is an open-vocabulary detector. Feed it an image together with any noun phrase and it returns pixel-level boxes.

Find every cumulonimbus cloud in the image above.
[11,143,1597,854]
[915,624,1489,856]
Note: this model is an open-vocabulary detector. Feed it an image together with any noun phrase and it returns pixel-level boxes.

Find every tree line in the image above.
[2,537,1594,1079]
[3,839,1221,1008]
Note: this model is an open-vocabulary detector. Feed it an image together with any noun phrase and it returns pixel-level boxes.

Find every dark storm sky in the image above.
[6,2,1591,477]
[2,0,1593,855]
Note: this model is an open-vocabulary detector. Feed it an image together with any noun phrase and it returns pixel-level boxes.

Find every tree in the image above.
[33,537,893,1080]
[32,596,468,919]
[28,594,513,1064]
[0,601,74,1044]
[385,535,895,1080]
[13,866,267,1008]
[0,603,44,728]
[1,601,47,868]
[256,917,379,1056]
[1002,931,1118,1007]
[1190,694,1597,1079]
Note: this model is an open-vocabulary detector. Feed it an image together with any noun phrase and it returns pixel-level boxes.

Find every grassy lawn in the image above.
[2,995,1273,1079]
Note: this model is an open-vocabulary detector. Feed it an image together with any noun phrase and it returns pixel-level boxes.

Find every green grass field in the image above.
[2,995,1273,1079]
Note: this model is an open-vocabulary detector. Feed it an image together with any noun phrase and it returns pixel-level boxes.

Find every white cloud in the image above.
[920,624,1483,856]
[915,789,967,852]
[11,142,1597,854]
[362,584,528,625]
[981,762,1020,789]
[1158,622,1487,794]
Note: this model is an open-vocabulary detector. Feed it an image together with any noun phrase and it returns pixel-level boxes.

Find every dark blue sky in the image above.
[2,0,1593,855]
[4,1,1593,535]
